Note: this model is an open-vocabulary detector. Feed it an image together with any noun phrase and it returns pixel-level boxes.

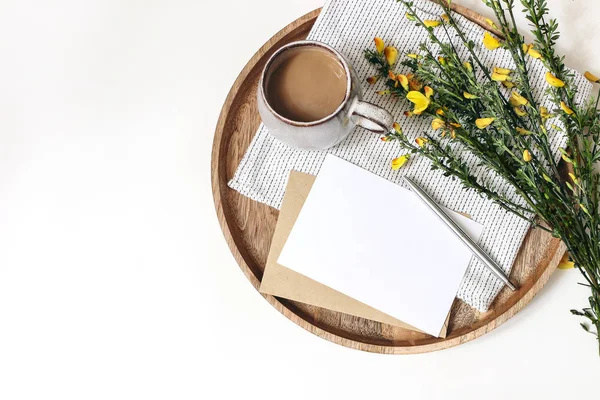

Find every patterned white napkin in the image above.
[228,0,591,311]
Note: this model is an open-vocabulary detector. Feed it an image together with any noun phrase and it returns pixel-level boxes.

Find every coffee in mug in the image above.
[258,40,393,150]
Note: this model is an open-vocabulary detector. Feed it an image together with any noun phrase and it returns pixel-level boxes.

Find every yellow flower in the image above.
[407,74,422,90]
[545,71,565,87]
[560,101,574,115]
[527,47,542,59]
[463,92,478,99]
[475,117,494,129]
[374,37,385,54]
[463,61,473,72]
[492,72,511,81]
[584,71,600,83]
[388,70,396,80]
[450,122,461,128]
[391,155,410,170]
[423,20,441,28]
[569,172,579,185]
[431,118,445,130]
[367,76,379,85]
[406,91,430,114]
[376,90,390,95]
[436,108,445,116]
[406,53,419,59]
[396,74,409,91]
[484,18,498,29]
[523,149,532,162]
[393,122,402,134]
[557,252,575,270]
[483,32,501,50]
[424,86,434,98]
[523,43,531,53]
[380,136,391,142]
[493,67,512,75]
[384,46,398,65]
[441,13,449,22]
[502,81,516,89]
[539,106,552,119]
[510,91,528,106]
[514,107,527,117]
[438,56,447,66]
[516,127,531,135]
[404,110,414,117]
[415,137,429,147]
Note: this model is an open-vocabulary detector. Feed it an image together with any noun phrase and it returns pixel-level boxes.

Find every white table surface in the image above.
[0,0,598,399]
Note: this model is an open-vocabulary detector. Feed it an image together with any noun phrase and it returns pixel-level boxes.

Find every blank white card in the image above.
[278,155,484,336]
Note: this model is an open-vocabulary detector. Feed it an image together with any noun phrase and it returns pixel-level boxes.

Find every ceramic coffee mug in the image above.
[257,40,394,150]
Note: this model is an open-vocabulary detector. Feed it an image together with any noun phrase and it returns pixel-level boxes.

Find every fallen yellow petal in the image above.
[404,110,414,117]
[560,101,574,115]
[475,117,495,129]
[406,91,430,114]
[463,92,478,99]
[406,53,419,59]
[502,81,516,89]
[449,122,461,128]
[514,107,527,117]
[384,46,398,66]
[557,252,575,270]
[396,74,409,91]
[431,118,445,130]
[545,71,565,87]
[415,137,429,147]
[584,71,600,83]
[374,37,385,54]
[388,70,396,80]
[423,20,441,28]
[424,86,434,98]
[483,32,501,50]
[484,18,497,28]
[393,122,402,134]
[367,76,379,85]
[436,108,445,116]
[391,155,410,170]
[523,149,532,162]
[441,13,449,22]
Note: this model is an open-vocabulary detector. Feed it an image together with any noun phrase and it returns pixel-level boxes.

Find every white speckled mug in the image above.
[257,40,394,150]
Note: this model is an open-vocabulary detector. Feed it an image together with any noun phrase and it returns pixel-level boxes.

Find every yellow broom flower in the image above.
[491,72,511,81]
[545,71,565,87]
[393,122,402,134]
[475,117,494,129]
[510,91,528,106]
[374,37,385,54]
[431,118,445,130]
[396,74,409,91]
[441,13,450,22]
[493,67,512,75]
[484,18,498,29]
[388,70,396,80]
[424,86,434,98]
[584,71,600,83]
[406,91,430,114]
[436,108,445,116]
[557,252,575,270]
[415,137,429,147]
[516,127,531,135]
[438,56,447,66]
[391,155,410,170]
[463,92,478,99]
[523,149,532,162]
[423,20,441,28]
[540,106,552,119]
[483,32,501,50]
[384,46,398,65]
[404,111,414,117]
[527,47,542,59]
[366,76,379,84]
[502,81,516,89]
[406,53,420,59]
[514,107,527,117]
[463,61,473,72]
[560,101,574,115]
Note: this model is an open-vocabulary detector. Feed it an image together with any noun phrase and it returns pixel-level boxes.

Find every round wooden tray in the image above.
[211,5,566,354]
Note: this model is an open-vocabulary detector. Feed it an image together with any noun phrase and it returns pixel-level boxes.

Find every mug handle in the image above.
[352,101,394,134]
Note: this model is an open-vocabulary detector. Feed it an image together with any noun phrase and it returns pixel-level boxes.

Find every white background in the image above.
[0,0,598,399]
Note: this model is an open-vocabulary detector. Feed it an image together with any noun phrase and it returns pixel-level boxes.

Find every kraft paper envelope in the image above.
[260,170,449,337]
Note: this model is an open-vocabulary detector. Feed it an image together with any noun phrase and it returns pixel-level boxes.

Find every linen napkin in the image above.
[228,0,591,311]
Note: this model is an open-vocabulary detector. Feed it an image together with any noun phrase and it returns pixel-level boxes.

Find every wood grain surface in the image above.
[211,4,566,354]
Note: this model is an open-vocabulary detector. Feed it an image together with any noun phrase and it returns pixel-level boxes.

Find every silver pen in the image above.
[403,177,517,291]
